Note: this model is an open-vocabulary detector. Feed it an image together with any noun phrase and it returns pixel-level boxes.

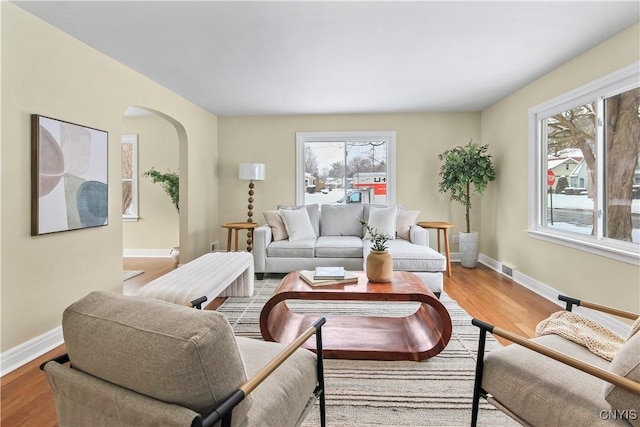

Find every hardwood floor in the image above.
[1,259,560,427]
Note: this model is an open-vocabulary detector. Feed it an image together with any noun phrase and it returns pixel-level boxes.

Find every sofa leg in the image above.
[434,292,441,299]
[255,273,264,280]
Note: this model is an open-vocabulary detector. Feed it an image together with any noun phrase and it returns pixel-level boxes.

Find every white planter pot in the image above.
[459,232,478,268]
[170,246,180,264]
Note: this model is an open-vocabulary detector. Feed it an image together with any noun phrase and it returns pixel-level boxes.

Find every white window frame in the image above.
[528,62,639,266]
[122,134,139,221]
[295,131,397,206]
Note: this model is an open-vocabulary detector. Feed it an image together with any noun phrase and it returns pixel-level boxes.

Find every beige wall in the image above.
[122,115,180,251]
[1,3,219,352]
[218,113,481,250]
[480,23,640,313]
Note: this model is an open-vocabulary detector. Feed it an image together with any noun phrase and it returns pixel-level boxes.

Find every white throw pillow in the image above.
[396,210,420,240]
[278,208,317,241]
[263,210,288,241]
[365,205,398,240]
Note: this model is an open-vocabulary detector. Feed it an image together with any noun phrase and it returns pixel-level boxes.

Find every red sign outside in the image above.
[547,170,556,186]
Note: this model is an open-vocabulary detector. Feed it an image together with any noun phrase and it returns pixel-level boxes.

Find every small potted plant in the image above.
[360,220,392,282]
[437,140,495,268]
[144,167,180,262]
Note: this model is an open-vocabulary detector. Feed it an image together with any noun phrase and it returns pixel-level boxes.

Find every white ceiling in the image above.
[13,1,640,116]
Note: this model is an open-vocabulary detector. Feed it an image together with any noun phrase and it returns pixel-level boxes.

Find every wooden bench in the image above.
[135,252,254,306]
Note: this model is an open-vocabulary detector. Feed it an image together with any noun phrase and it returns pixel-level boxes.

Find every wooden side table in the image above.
[221,222,259,252]
[417,221,455,277]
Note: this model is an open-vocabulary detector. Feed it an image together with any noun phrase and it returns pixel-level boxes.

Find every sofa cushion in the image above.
[367,239,445,271]
[279,208,316,241]
[396,210,420,240]
[263,210,288,241]
[266,239,316,258]
[277,204,320,237]
[62,291,251,423]
[320,204,364,237]
[365,205,398,240]
[315,236,363,258]
[236,337,318,427]
[482,335,616,427]
[604,331,640,426]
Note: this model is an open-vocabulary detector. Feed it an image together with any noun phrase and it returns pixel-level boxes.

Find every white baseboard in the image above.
[123,248,172,258]
[1,327,63,376]
[477,253,631,337]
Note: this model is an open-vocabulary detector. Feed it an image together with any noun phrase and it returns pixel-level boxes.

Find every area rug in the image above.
[217,278,519,427]
[122,270,144,281]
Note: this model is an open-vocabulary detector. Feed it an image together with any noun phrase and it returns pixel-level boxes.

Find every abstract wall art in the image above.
[31,115,108,235]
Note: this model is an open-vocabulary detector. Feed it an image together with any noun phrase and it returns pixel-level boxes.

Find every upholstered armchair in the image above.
[41,291,326,427]
[471,295,640,426]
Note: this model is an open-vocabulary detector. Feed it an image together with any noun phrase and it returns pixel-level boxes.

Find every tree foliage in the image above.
[144,167,179,212]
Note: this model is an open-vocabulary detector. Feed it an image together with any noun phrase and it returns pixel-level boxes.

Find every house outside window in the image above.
[295,131,396,207]
[122,134,139,220]
[529,63,639,265]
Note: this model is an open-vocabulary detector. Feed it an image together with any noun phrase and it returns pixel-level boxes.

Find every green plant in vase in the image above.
[360,219,392,282]
[143,167,179,212]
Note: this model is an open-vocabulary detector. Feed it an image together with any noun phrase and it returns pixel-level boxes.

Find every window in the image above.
[529,62,639,265]
[295,131,396,206]
[122,134,138,220]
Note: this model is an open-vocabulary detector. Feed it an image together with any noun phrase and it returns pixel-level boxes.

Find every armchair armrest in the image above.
[201,317,327,427]
[558,295,639,320]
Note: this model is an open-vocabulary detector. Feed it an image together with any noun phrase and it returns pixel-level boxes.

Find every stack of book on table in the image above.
[299,267,358,286]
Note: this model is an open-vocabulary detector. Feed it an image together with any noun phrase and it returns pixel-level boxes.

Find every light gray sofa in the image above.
[254,203,446,296]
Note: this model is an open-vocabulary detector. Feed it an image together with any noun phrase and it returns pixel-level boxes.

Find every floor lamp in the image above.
[239,162,265,250]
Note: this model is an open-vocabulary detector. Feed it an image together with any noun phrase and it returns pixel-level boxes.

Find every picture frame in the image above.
[31,115,109,235]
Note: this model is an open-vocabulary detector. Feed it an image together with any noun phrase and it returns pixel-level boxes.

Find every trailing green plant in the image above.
[437,140,495,233]
[143,167,179,212]
[359,219,389,252]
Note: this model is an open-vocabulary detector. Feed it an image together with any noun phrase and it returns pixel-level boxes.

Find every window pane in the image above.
[122,181,133,215]
[122,143,133,179]
[302,142,346,205]
[542,102,597,236]
[604,87,640,244]
[346,140,388,205]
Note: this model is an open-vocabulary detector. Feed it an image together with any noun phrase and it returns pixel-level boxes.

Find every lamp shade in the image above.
[239,163,266,181]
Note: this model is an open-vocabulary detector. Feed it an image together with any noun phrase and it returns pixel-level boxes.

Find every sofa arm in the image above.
[253,225,272,273]
[409,225,429,247]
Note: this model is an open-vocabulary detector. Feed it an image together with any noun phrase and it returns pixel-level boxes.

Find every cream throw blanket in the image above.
[536,311,624,361]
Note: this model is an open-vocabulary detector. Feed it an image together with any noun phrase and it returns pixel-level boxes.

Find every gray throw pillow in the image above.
[603,330,640,426]
[320,204,364,237]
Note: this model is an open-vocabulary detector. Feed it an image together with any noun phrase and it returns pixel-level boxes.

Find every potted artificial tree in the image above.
[143,167,180,263]
[437,140,495,268]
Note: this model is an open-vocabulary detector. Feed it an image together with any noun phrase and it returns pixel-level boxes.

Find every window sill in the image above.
[528,229,639,266]
[123,216,139,222]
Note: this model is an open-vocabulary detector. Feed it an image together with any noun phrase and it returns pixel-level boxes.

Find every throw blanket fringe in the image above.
[535,311,623,361]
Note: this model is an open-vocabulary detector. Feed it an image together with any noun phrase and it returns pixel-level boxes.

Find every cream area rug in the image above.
[122,270,144,281]
[217,277,519,427]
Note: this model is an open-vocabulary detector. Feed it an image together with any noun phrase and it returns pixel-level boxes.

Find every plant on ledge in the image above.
[360,220,389,252]
[143,167,179,212]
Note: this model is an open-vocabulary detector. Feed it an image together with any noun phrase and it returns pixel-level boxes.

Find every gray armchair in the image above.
[471,295,640,426]
[41,291,326,427]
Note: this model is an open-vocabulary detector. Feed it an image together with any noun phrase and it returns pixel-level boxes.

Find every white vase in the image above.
[459,232,478,268]
[170,246,180,264]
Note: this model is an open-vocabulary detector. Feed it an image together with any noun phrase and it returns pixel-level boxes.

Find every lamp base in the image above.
[247,181,255,250]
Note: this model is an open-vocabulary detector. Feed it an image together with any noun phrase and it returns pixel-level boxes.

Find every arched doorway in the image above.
[121,106,187,271]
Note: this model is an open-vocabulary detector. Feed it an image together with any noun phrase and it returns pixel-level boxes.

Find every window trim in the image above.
[122,134,139,221]
[295,131,397,206]
[528,62,639,266]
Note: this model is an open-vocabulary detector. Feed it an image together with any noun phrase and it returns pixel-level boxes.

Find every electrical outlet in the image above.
[451,234,459,244]
[211,241,219,252]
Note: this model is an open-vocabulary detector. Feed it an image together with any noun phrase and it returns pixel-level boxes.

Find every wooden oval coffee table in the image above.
[259,271,452,361]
